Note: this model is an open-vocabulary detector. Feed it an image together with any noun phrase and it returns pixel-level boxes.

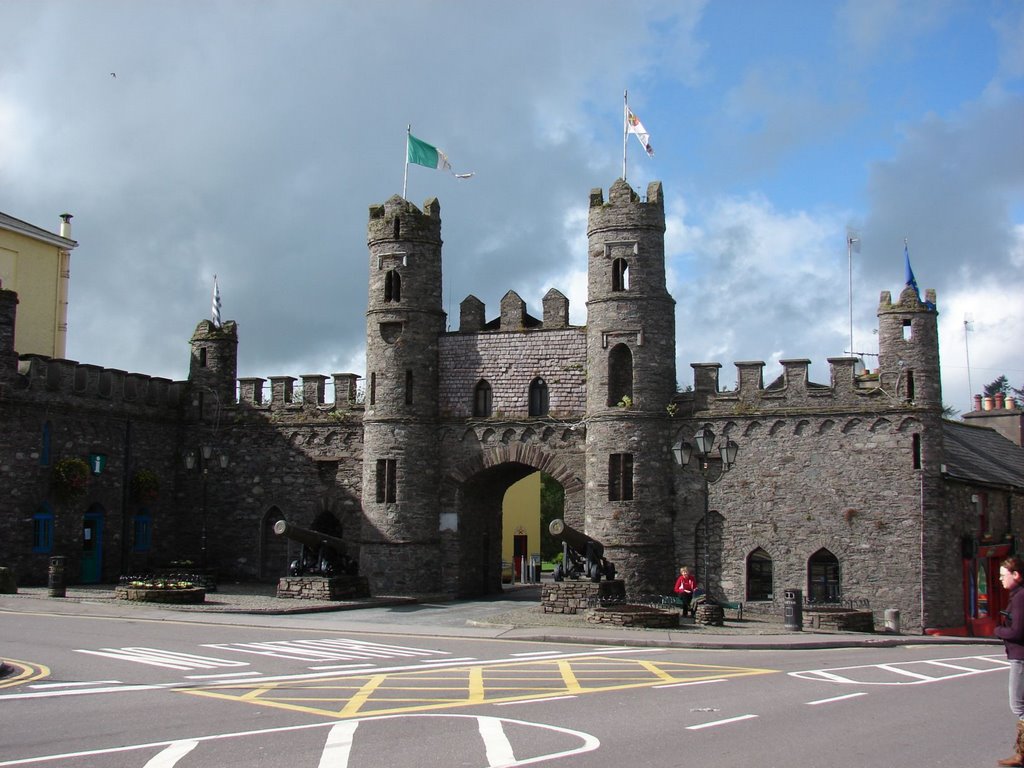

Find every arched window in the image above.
[746,548,773,601]
[808,548,840,603]
[384,270,402,302]
[33,504,54,553]
[473,380,493,417]
[607,344,633,407]
[528,377,549,417]
[612,257,629,291]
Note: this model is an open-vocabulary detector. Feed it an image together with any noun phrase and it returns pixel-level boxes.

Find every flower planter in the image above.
[115,586,206,604]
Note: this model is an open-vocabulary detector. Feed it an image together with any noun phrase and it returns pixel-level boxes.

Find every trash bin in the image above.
[783,588,802,631]
[48,555,66,598]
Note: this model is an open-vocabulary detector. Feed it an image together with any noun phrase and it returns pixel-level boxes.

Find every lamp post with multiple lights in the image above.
[183,445,229,569]
[673,425,739,593]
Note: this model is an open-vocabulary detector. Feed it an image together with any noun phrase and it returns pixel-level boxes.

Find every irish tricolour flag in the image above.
[407,133,474,178]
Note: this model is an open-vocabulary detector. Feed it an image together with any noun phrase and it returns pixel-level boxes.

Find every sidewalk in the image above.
[0,582,1000,653]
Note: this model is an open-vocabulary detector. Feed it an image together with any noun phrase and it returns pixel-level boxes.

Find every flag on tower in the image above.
[904,241,919,297]
[407,133,474,178]
[212,275,222,328]
[625,104,654,157]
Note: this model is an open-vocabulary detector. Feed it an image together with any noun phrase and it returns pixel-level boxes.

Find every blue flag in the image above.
[904,242,919,296]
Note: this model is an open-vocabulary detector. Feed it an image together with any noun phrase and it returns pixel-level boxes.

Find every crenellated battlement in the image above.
[683,356,892,414]
[236,372,362,411]
[11,353,184,410]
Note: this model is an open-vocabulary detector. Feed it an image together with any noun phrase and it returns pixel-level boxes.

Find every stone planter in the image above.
[585,604,679,628]
[115,586,206,604]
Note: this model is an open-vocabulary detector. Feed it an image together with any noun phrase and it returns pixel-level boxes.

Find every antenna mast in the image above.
[846,229,860,356]
[964,313,974,409]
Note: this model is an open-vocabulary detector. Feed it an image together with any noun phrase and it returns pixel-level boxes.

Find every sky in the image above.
[1,0,1021,416]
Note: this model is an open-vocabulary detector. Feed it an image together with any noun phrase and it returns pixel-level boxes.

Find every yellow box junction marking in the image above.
[0,659,50,689]
[181,656,777,719]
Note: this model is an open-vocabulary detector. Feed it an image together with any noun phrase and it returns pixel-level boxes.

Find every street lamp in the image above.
[673,425,739,593]
[184,445,229,569]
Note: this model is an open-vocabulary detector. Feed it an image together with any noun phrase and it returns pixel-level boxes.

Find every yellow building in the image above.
[501,471,541,582]
[0,211,77,359]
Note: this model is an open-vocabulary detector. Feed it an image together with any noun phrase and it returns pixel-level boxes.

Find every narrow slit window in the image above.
[376,459,397,503]
[369,372,376,405]
[912,433,922,469]
[902,319,912,340]
[608,453,634,501]
[384,270,402,302]
[906,369,915,402]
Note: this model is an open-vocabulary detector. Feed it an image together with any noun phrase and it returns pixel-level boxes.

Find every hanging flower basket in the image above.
[52,457,89,501]
[131,468,160,503]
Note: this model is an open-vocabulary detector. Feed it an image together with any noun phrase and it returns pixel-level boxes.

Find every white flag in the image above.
[625,105,654,157]
[212,275,222,328]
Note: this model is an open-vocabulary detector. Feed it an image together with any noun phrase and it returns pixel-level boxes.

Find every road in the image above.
[0,603,1014,767]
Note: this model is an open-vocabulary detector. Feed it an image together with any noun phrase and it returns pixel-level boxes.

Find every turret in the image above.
[583,179,677,593]
[188,319,238,416]
[361,195,445,593]
[0,280,18,380]
[877,286,941,408]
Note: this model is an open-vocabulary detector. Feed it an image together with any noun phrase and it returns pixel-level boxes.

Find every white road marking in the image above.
[790,653,1008,686]
[495,695,578,706]
[203,637,448,662]
[687,714,758,730]
[317,722,358,768]
[806,692,869,706]
[184,672,265,680]
[307,663,376,671]
[0,713,599,767]
[0,683,173,701]
[654,678,727,689]
[141,740,197,768]
[510,651,564,657]
[29,680,121,689]
[420,656,476,663]
[479,716,516,766]
[75,647,249,670]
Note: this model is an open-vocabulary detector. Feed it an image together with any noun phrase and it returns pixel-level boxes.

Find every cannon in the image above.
[273,519,358,577]
[548,519,616,583]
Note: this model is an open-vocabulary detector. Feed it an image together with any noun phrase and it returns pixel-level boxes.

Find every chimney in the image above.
[973,394,983,412]
[984,396,994,411]
[59,213,73,238]
[995,392,1006,410]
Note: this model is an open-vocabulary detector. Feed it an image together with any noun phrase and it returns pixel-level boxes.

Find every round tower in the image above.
[877,286,941,408]
[188,319,238,416]
[361,194,445,593]
[584,179,677,592]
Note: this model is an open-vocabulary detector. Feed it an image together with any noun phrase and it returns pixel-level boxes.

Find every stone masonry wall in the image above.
[438,328,586,419]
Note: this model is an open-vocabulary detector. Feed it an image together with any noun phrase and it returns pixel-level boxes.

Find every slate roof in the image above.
[943,419,1024,490]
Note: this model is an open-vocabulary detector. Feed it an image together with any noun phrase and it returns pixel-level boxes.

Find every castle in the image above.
[2,178,1021,634]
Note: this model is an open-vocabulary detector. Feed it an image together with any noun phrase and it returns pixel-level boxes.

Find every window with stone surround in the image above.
[369,373,376,405]
[608,453,634,501]
[607,344,633,406]
[912,433,922,469]
[612,257,629,291]
[376,459,397,503]
[808,548,840,603]
[473,380,493,417]
[746,548,773,601]
[529,377,549,417]
[33,505,54,553]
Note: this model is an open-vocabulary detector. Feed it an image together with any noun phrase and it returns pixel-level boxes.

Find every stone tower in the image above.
[361,195,445,593]
[188,319,238,417]
[584,179,677,592]
[0,281,18,381]
[877,286,941,408]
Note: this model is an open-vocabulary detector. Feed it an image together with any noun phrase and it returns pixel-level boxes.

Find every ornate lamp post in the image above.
[673,425,739,593]
[184,445,229,569]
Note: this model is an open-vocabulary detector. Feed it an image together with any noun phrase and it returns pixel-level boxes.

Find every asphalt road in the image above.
[0,603,1015,767]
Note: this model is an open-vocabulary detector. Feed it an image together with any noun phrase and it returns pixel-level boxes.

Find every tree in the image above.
[985,376,1010,397]
[539,473,564,560]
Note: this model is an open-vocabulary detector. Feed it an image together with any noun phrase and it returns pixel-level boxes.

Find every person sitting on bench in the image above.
[673,566,697,616]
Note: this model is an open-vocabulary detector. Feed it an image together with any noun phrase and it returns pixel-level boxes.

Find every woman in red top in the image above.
[673,566,697,616]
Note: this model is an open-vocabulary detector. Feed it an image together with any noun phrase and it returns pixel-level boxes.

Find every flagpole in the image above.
[622,90,628,182]
[403,125,412,199]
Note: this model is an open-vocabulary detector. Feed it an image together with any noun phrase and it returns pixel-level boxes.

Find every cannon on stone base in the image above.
[549,519,616,583]
[273,519,358,577]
